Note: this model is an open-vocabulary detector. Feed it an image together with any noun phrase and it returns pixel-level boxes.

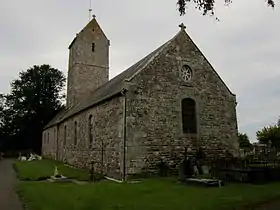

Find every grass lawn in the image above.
[14,159,90,181]
[17,178,280,210]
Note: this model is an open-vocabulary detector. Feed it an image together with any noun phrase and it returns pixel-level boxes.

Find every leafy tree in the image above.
[277,117,280,127]
[177,0,275,16]
[0,65,65,154]
[238,132,252,149]
[256,125,280,149]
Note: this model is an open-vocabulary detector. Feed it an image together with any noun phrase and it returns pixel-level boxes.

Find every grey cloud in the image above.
[237,75,280,140]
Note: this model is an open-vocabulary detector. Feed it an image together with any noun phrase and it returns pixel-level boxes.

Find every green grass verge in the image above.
[14,159,91,181]
[17,178,280,210]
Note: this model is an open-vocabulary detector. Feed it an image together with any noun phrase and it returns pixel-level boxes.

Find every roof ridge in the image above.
[44,29,183,129]
[125,31,182,82]
[69,17,109,49]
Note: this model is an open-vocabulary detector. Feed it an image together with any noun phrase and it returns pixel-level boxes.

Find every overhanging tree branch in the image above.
[177,0,275,16]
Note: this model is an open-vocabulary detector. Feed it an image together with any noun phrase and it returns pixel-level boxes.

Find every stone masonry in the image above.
[124,28,239,175]
[42,19,239,180]
[43,96,124,178]
[67,18,110,108]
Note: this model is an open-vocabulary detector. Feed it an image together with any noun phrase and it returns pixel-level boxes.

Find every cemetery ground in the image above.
[14,159,91,181]
[13,159,280,210]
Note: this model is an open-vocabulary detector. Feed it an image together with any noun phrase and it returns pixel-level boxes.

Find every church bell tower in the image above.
[66,16,110,107]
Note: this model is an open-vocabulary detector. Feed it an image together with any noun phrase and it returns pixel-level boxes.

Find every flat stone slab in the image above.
[186,178,224,187]
[47,176,73,183]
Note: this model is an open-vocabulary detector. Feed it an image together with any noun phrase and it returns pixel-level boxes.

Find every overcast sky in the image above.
[0,0,279,141]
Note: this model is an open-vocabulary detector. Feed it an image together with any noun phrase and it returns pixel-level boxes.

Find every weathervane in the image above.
[89,0,93,21]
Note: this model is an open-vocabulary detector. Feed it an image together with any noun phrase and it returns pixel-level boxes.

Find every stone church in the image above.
[42,17,239,180]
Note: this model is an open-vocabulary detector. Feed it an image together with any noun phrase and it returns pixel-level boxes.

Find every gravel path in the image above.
[0,159,23,210]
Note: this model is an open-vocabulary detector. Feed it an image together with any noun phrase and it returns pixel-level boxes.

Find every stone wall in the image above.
[42,127,57,159]
[42,29,239,179]
[67,18,109,107]
[42,96,124,178]
[124,30,239,175]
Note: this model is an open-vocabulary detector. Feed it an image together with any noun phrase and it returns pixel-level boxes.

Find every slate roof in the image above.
[44,27,236,130]
[44,31,176,129]
[68,18,109,50]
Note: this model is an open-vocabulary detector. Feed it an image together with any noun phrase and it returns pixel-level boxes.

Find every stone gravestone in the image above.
[201,165,210,175]
[193,161,199,176]
[239,149,245,159]
[179,160,187,181]
[179,158,194,181]
[18,152,21,160]
[179,147,195,181]
[28,153,35,161]
[53,166,59,177]
[20,156,27,161]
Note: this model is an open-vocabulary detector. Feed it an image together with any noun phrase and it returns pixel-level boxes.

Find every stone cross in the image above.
[92,14,96,19]
[179,23,186,30]
[54,166,59,177]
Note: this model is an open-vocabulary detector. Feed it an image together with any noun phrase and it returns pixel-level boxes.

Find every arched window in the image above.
[88,115,94,147]
[43,133,46,144]
[74,121,78,145]
[64,125,67,146]
[182,98,197,134]
[54,128,56,142]
[47,132,50,144]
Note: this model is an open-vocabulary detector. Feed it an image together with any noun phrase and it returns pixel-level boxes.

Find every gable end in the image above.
[182,31,235,96]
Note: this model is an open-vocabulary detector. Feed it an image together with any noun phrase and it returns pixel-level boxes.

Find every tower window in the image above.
[92,43,95,52]
[43,133,46,144]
